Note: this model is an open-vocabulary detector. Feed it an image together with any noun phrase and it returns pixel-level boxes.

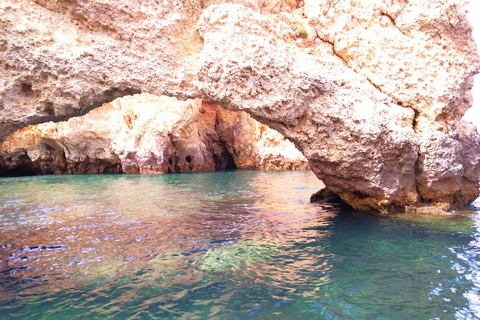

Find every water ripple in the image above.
[0,171,479,319]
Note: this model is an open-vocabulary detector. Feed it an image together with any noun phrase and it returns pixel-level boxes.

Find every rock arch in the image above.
[1,94,308,175]
[0,0,479,213]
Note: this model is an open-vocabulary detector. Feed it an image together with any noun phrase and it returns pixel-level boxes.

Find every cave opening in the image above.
[214,150,237,171]
[0,166,37,177]
[0,154,38,177]
[0,93,309,177]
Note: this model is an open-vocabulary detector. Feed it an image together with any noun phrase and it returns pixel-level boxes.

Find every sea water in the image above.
[0,171,479,319]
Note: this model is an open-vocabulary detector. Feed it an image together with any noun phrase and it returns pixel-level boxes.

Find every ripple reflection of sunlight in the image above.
[455,208,480,319]
[470,197,480,211]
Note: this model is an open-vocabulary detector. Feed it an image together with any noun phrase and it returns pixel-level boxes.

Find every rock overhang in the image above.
[0,0,479,213]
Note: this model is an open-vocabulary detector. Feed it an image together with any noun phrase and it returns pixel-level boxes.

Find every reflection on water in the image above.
[0,171,479,319]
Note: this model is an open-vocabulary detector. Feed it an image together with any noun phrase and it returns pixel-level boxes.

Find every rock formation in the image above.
[0,0,479,212]
[1,93,308,175]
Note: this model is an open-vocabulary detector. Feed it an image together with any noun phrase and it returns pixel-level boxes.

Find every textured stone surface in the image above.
[0,0,202,142]
[1,94,308,174]
[0,0,299,143]
[195,3,480,212]
[0,0,479,212]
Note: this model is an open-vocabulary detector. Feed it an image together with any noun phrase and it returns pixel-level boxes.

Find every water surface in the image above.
[0,171,479,319]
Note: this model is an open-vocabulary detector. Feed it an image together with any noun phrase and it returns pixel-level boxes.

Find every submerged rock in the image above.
[195,240,279,272]
[1,93,308,174]
[0,0,479,212]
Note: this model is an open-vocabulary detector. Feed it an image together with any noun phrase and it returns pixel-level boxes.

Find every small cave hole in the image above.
[43,102,55,116]
[214,150,237,171]
[21,83,34,96]
[185,155,192,163]
[168,158,173,165]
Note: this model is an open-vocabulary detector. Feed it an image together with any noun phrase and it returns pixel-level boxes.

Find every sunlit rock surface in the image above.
[1,94,308,174]
[0,0,479,212]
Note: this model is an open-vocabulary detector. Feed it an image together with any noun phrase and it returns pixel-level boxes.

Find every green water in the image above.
[0,171,479,319]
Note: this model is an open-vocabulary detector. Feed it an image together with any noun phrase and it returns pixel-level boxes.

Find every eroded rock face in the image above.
[0,0,479,212]
[1,93,308,174]
[0,0,297,143]
[196,3,480,212]
[0,0,203,142]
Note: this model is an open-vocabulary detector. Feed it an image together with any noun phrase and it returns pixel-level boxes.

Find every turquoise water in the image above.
[0,171,480,319]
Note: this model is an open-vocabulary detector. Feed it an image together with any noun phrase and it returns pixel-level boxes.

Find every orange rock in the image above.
[1,94,308,174]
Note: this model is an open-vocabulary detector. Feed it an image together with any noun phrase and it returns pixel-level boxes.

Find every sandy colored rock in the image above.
[195,3,480,212]
[1,93,308,174]
[0,0,202,142]
[197,3,418,212]
[0,0,297,143]
[0,0,479,212]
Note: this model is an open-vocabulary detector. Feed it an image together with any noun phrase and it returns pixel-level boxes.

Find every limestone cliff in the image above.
[0,0,479,212]
[1,93,308,175]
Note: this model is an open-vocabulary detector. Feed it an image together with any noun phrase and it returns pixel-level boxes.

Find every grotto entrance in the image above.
[214,149,237,171]
[0,94,307,177]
